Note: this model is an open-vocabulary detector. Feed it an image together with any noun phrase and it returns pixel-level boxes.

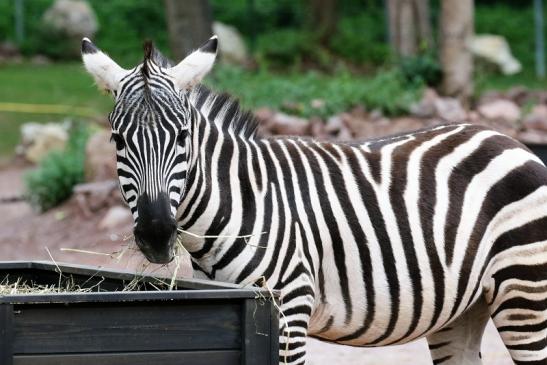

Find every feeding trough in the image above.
[0,261,279,365]
[526,143,547,164]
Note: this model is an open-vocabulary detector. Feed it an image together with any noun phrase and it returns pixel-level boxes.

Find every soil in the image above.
[0,165,513,364]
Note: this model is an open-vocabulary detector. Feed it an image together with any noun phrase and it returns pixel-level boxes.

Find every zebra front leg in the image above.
[427,297,490,365]
[275,275,315,365]
[278,300,312,365]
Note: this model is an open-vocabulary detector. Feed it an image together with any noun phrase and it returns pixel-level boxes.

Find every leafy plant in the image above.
[399,53,442,87]
[328,11,391,67]
[208,65,423,118]
[24,122,91,212]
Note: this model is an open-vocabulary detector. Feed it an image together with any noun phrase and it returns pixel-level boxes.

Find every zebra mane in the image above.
[188,85,260,139]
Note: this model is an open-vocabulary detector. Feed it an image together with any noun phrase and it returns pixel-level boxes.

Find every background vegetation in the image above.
[1,1,546,210]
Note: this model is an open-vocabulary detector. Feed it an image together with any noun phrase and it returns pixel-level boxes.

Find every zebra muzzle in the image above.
[134,192,178,264]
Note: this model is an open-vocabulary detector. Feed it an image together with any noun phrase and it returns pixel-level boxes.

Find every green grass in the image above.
[0,60,543,162]
[475,71,547,96]
[0,62,423,159]
[0,63,112,157]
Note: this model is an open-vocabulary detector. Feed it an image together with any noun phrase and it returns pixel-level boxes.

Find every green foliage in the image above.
[399,53,442,87]
[255,29,317,68]
[475,4,539,73]
[24,122,91,212]
[91,0,170,67]
[329,11,390,66]
[208,65,423,118]
[211,0,306,36]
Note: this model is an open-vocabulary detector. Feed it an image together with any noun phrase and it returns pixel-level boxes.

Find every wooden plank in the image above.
[0,261,279,303]
[269,299,280,365]
[12,302,241,354]
[13,350,240,365]
[1,289,261,304]
[241,298,273,365]
[0,304,14,365]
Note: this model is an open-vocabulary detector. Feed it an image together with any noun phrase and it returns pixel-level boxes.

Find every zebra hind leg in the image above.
[487,259,547,365]
[426,298,490,365]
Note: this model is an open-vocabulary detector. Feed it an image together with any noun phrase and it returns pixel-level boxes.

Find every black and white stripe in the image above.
[84,40,547,365]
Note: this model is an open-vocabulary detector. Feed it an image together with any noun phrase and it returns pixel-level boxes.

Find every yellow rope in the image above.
[0,102,100,118]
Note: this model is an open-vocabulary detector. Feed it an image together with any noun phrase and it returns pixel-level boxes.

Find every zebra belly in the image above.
[307,266,468,347]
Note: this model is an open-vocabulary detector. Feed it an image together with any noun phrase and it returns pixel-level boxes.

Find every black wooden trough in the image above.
[0,261,279,365]
[526,143,547,164]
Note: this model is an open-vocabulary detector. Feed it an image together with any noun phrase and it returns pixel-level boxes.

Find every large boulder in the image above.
[19,122,68,163]
[84,130,117,182]
[212,21,249,65]
[411,88,467,121]
[42,0,98,55]
[478,99,521,123]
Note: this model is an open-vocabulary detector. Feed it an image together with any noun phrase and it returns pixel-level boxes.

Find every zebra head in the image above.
[81,37,218,263]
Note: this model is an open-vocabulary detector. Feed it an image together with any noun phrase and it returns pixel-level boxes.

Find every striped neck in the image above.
[175,87,261,277]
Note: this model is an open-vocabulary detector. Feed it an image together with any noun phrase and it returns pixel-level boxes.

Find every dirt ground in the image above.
[0,165,514,364]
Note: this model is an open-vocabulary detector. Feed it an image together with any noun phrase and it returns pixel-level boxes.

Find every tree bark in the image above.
[387,0,432,57]
[310,0,338,45]
[440,0,474,104]
[164,0,213,61]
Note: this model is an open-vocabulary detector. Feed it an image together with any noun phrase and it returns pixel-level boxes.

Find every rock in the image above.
[369,109,384,121]
[470,35,522,75]
[98,205,132,230]
[309,117,329,140]
[478,99,521,122]
[43,0,98,56]
[523,104,547,133]
[268,113,310,136]
[212,21,249,65]
[254,107,275,122]
[73,180,120,216]
[518,130,547,144]
[30,55,51,65]
[410,88,438,118]
[478,90,504,106]
[325,115,344,136]
[20,122,68,163]
[340,112,368,139]
[434,97,467,121]
[0,41,20,58]
[85,130,117,182]
[349,105,367,118]
[505,86,530,106]
[475,118,518,138]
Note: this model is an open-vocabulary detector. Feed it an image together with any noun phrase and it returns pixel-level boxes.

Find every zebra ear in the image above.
[168,35,218,89]
[81,38,128,93]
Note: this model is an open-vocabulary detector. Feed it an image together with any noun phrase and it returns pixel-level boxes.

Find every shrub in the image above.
[399,53,442,87]
[255,29,317,68]
[208,65,423,118]
[24,121,90,212]
[329,11,391,67]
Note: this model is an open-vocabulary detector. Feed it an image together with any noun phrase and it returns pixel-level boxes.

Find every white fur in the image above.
[81,38,128,92]
[167,36,218,89]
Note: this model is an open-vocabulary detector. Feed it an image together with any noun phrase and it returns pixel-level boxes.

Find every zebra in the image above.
[81,36,547,365]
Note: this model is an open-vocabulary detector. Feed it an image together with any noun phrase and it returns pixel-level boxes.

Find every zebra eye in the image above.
[177,132,186,146]
[110,133,125,150]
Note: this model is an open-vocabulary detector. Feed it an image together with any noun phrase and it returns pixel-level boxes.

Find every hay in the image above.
[3,229,268,296]
[0,274,102,296]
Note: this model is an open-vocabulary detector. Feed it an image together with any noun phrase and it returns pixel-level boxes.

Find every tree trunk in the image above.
[387,0,432,57]
[310,0,338,45]
[440,0,474,104]
[164,0,213,61]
